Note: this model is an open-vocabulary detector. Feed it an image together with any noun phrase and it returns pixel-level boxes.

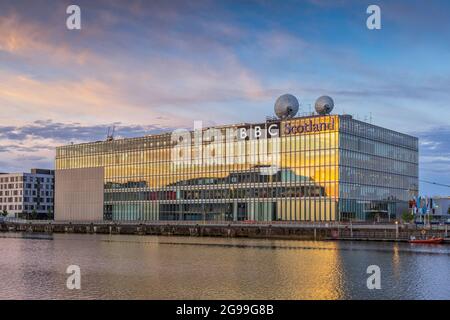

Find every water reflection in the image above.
[0,234,449,300]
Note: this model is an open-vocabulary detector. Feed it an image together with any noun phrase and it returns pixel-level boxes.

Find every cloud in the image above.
[0,119,178,172]
[416,126,450,173]
[0,4,272,127]
[2,1,450,130]
[0,9,101,67]
[0,120,172,144]
[413,126,450,195]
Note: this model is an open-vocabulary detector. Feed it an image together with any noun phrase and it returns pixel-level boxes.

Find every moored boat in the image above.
[408,237,444,244]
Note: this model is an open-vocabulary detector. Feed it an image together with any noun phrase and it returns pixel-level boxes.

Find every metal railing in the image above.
[3,218,448,231]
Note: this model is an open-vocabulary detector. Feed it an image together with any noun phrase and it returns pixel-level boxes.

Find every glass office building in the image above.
[55,114,418,222]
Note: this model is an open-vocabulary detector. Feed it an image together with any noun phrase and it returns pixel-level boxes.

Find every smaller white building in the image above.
[0,169,54,218]
[432,196,450,217]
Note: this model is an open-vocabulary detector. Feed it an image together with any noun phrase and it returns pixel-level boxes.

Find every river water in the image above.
[0,233,449,300]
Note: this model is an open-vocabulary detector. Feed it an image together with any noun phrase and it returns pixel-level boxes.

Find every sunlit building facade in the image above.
[55,114,418,222]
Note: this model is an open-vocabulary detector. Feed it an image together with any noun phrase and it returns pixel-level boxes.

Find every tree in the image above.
[401,210,414,223]
[31,209,38,220]
[46,208,54,220]
[1,210,7,218]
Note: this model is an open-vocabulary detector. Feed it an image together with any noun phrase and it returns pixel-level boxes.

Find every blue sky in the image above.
[0,0,449,195]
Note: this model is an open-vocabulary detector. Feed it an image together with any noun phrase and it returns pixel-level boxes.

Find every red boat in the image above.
[408,237,444,244]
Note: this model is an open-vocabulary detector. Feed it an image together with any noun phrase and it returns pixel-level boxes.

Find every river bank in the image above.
[1,220,449,243]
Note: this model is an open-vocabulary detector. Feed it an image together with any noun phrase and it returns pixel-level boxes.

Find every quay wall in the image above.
[1,221,449,242]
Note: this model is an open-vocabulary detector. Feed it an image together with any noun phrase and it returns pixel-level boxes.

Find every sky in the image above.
[0,0,449,196]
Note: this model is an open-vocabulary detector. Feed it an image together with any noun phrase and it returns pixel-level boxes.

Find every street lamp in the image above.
[395,220,399,239]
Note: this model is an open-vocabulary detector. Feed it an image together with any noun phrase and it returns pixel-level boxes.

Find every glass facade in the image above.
[338,116,418,220]
[55,115,418,222]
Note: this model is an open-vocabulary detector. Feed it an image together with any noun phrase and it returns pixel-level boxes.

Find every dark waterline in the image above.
[0,233,449,300]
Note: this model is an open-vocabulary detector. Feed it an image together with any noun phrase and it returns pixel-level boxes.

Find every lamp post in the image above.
[395,220,399,239]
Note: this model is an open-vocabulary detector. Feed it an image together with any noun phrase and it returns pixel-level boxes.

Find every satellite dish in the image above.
[315,96,334,115]
[274,94,299,119]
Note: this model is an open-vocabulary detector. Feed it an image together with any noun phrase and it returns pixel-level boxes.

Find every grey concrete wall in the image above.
[55,167,104,221]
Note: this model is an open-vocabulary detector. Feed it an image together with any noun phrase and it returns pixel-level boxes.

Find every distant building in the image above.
[0,169,55,217]
[432,196,450,217]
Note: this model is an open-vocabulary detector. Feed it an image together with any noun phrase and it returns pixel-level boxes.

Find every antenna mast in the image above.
[106,125,115,141]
